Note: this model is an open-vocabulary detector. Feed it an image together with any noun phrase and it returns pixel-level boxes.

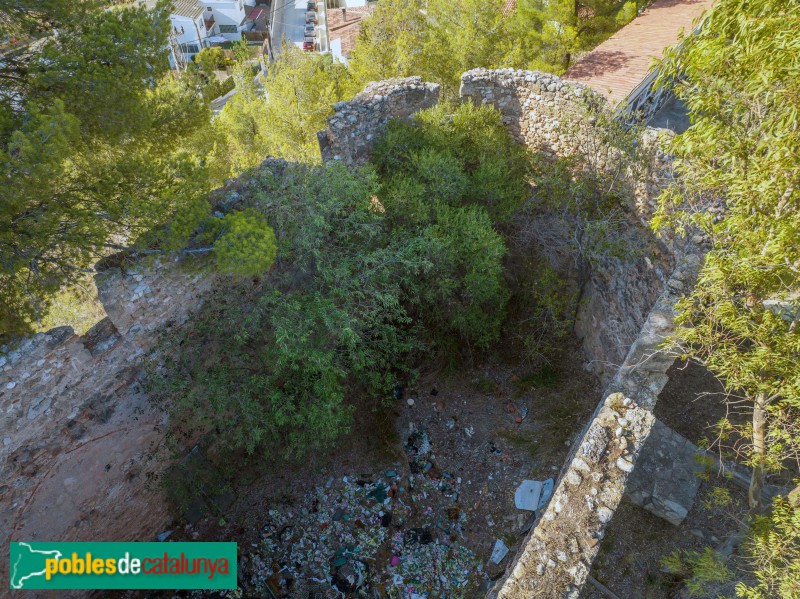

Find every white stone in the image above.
[6,381,16,390]
[572,457,591,473]
[617,417,629,427]
[556,550,568,562]
[406,398,415,406]
[565,470,582,486]
[616,457,634,473]
[597,506,614,523]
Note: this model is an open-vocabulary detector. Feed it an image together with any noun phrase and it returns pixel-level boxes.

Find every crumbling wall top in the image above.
[318,76,440,165]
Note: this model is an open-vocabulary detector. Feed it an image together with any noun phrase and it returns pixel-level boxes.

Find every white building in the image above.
[141,0,263,64]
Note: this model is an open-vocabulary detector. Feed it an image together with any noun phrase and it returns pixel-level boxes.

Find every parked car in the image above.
[306,1,316,11]
[305,11,318,23]
[303,37,315,51]
[304,23,315,36]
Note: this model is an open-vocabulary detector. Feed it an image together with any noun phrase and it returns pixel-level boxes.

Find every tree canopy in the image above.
[0,1,215,337]
[653,0,800,593]
[347,0,648,97]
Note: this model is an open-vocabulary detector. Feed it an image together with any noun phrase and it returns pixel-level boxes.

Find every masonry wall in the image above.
[0,257,216,565]
[0,70,683,597]
[490,252,701,597]
[318,76,440,165]
[459,68,675,382]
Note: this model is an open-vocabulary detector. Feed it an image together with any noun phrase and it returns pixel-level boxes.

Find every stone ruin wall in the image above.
[1,70,688,597]
[489,252,701,598]
[318,76,441,165]
[318,71,697,595]
[453,69,700,596]
[459,68,675,382]
[0,256,217,573]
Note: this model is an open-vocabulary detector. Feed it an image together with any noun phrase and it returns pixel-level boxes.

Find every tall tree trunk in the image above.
[748,392,767,510]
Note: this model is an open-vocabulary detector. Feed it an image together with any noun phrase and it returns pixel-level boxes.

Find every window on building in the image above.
[219,24,238,33]
[183,43,200,53]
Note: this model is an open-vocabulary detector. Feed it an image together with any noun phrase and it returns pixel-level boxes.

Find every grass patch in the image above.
[495,428,540,459]
[517,364,560,389]
[475,376,498,393]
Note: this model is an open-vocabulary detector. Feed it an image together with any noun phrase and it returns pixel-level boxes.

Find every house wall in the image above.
[201,0,247,39]
[171,14,209,53]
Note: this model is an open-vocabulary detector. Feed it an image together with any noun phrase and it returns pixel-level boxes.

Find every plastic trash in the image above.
[538,478,554,510]
[490,539,509,564]
[515,480,543,511]
[156,530,172,542]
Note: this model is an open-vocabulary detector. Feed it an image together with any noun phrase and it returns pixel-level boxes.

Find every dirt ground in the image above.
[124,343,600,598]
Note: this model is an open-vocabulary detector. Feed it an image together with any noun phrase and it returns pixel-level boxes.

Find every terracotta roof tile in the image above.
[564,0,714,107]
[328,5,374,56]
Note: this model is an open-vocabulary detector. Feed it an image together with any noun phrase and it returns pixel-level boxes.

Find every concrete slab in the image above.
[626,419,704,525]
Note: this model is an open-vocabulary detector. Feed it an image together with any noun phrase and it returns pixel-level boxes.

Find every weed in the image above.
[495,428,540,459]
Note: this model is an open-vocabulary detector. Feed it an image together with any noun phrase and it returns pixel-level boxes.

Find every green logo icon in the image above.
[9,542,237,590]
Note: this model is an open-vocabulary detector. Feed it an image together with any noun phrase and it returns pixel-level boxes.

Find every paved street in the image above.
[271,0,310,53]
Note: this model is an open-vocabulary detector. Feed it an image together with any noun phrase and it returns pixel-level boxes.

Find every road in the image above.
[270,0,310,54]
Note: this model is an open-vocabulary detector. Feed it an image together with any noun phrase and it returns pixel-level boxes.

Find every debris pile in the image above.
[243,425,483,597]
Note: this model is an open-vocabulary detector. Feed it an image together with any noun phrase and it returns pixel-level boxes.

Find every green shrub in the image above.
[419,204,509,348]
[662,547,733,597]
[371,101,531,222]
[214,209,277,275]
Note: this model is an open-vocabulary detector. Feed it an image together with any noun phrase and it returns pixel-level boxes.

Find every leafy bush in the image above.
[149,105,544,463]
[370,102,532,346]
[736,494,800,599]
[372,101,531,222]
[418,204,509,348]
[661,547,733,597]
[195,47,229,72]
[148,164,424,459]
[214,210,277,275]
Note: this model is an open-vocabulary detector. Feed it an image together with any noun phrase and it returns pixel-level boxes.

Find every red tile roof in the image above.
[248,6,268,20]
[327,5,374,56]
[564,0,714,107]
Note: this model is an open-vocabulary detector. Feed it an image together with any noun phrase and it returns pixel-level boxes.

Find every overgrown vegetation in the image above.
[0,0,651,337]
[147,105,533,463]
[145,99,644,526]
[208,45,351,176]
[347,0,650,97]
[652,0,800,595]
[0,0,266,338]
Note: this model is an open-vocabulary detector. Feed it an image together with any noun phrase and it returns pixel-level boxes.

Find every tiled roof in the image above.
[564,0,714,107]
[140,0,205,20]
[327,5,374,56]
